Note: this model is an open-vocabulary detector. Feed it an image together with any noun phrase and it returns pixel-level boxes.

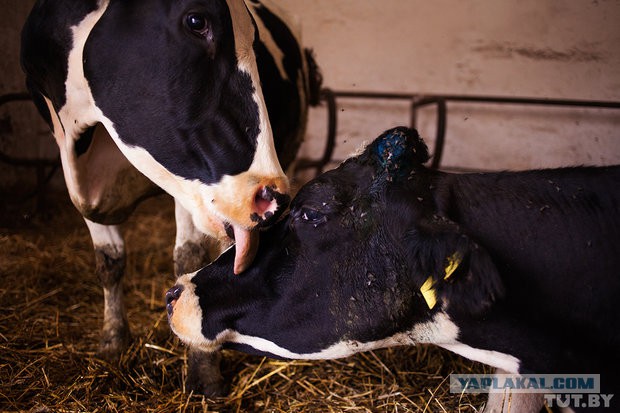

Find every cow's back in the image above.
[443,166,620,343]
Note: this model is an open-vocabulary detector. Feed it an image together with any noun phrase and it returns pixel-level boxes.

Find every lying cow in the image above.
[167,127,620,412]
[21,0,320,395]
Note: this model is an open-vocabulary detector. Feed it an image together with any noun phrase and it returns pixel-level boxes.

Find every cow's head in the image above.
[166,127,504,358]
[30,0,293,273]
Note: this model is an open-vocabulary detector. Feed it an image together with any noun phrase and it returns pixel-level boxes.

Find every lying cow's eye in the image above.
[186,13,208,34]
[298,207,327,227]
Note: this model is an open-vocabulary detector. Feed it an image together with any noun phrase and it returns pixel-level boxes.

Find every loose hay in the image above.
[0,193,491,412]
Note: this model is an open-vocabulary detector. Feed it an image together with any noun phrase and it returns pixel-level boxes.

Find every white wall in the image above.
[286,0,620,172]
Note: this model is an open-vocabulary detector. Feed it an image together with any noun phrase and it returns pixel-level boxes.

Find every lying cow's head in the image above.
[22,0,295,272]
[167,127,504,358]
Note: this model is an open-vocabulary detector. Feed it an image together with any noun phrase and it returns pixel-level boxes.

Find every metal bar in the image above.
[330,90,620,109]
[0,92,31,107]
[325,90,420,101]
[409,96,420,129]
[294,88,338,175]
[320,88,338,174]
[411,94,620,109]
[0,92,61,210]
[0,92,59,168]
[0,151,59,167]
[298,89,620,174]
[431,99,447,169]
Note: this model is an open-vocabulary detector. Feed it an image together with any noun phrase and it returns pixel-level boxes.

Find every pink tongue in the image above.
[232,225,259,274]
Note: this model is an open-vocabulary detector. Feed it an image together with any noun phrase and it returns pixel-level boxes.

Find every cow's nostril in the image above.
[165,285,184,315]
[253,186,290,224]
[254,186,275,215]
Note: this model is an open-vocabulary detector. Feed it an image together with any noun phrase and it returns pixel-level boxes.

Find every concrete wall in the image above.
[1,1,619,195]
[0,0,56,195]
[287,0,620,172]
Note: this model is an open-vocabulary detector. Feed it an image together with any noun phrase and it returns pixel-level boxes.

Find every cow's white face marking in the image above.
[97,141,288,238]
[166,270,208,349]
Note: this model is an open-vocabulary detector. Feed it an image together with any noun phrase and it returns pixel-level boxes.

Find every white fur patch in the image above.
[84,218,123,250]
[50,1,109,207]
[248,3,288,81]
[59,0,110,138]
[221,312,456,359]
[167,271,209,349]
[226,0,284,178]
[438,343,520,374]
[227,315,520,372]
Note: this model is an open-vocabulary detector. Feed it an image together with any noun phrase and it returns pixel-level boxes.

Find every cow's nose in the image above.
[166,285,184,316]
[252,185,291,227]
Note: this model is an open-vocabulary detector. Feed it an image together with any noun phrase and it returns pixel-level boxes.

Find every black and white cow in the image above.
[21,0,320,394]
[167,127,620,411]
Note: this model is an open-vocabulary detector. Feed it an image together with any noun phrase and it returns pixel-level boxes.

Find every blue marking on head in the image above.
[377,129,408,169]
[371,127,430,181]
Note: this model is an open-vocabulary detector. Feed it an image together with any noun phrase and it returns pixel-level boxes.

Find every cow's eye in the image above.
[186,13,208,34]
[297,207,327,227]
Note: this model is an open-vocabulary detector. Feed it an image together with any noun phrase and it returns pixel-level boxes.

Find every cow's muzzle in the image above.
[220,176,290,275]
[227,184,289,275]
[191,174,290,275]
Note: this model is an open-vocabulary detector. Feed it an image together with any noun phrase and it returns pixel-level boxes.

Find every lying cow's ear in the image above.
[406,219,504,315]
[366,127,430,180]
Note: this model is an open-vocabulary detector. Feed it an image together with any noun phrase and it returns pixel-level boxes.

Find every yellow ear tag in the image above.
[443,252,462,281]
[420,253,462,310]
[420,276,437,309]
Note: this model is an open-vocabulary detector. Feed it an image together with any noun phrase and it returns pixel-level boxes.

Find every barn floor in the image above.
[1,191,491,413]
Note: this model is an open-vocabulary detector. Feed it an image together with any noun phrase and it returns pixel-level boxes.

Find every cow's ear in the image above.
[363,127,430,180]
[406,218,504,315]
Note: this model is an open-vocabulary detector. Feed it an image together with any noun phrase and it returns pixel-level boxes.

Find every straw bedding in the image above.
[0,193,490,412]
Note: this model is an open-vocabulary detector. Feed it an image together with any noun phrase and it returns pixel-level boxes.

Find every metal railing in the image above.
[294,89,620,175]
[0,92,60,208]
